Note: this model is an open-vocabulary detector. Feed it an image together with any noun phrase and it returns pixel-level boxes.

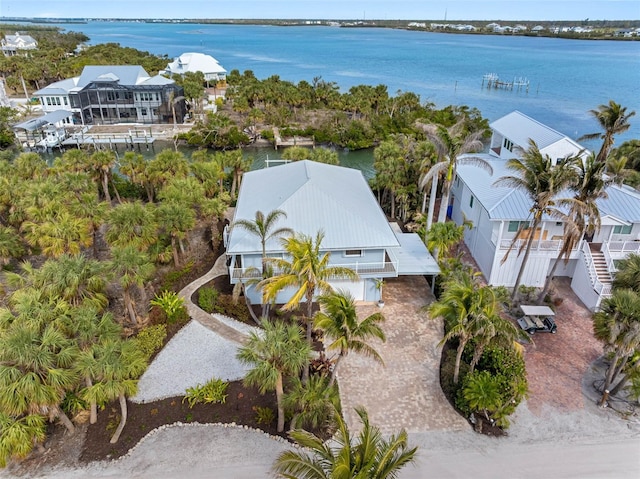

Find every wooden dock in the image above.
[273,127,315,150]
[482,73,530,92]
[61,128,157,152]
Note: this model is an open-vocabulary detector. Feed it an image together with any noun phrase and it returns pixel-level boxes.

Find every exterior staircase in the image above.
[589,245,613,286]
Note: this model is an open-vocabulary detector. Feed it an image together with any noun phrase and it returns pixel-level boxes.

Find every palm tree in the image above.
[538,154,608,303]
[260,231,358,382]
[237,320,311,433]
[462,370,503,427]
[21,210,93,258]
[579,101,635,163]
[105,201,158,251]
[108,245,155,325]
[314,290,386,386]
[593,289,640,405]
[428,272,498,384]
[273,406,417,479]
[7,255,109,310]
[493,140,578,301]
[156,201,196,267]
[0,412,47,468]
[231,209,293,316]
[284,375,338,431]
[418,118,489,227]
[0,225,24,265]
[426,220,468,262]
[89,150,118,204]
[0,320,79,433]
[80,338,147,443]
[613,253,640,292]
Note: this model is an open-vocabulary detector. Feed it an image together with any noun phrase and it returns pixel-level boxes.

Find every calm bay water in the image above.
[50,22,640,148]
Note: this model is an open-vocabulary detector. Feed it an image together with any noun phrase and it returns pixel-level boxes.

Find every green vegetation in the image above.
[134,324,168,360]
[183,378,229,408]
[197,286,220,313]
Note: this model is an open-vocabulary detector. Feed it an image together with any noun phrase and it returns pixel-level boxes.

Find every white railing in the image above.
[581,242,612,297]
[601,242,617,274]
[499,238,563,253]
[229,259,398,280]
[606,241,640,255]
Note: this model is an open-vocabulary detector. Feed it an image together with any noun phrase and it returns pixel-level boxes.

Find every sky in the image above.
[0,0,638,21]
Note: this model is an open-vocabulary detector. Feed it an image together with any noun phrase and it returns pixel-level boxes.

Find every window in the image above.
[503,138,514,152]
[46,97,52,106]
[508,221,530,232]
[344,250,363,257]
[613,225,632,235]
[63,97,68,105]
[140,108,148,115]
[469,195,474,208]
[55,97,61,105]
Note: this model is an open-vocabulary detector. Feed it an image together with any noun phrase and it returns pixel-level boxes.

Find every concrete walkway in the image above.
[178,254,248,344]
[338,276,469,434]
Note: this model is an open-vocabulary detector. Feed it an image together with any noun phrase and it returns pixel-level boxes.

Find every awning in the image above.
[13,110,73,131]
[520,305,555,317]
[389,223,440,276]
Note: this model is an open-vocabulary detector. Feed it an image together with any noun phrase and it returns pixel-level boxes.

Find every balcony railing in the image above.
[498,238,564,253]
[606,241,640,255]
[229,259,398,281]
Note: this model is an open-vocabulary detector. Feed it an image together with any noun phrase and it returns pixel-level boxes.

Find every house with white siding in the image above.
[161,52,227,84]
[450,111,640,310]
[225,160,439,305]
[1,32,37,56]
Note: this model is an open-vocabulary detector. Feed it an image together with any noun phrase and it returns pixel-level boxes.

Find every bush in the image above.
[198,286,219,313]
[160,260,194,290]
[213,294,251,323]
[135,324,167,359]
[253,406,275,426]
[150,291,188,325]
[183,378,229,408]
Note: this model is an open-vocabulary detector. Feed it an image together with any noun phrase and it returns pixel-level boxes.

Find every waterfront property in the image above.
[450,111,640,310]
[225,160,439,304]
[1,32,37,56]
[34,65,187,125]
[161,52,227,85]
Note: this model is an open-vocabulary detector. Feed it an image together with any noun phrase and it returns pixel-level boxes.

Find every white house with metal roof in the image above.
[450,111,640,310]
[225,160,439,304]
[34,65,186,125]
[161,52,227,84]
[1,32,37,56]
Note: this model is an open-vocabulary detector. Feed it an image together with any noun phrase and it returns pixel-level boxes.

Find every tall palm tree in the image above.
[108,245,155,325]
[579,101,635,163]
[493,140,578,301]
[6,255,109,310]
[273,406,417,479]
[105,201,158,252]
[21,210,93,258]
[231,209,293,317]
[0,320,79,433]
[156,201,196,267]
[426,220,468,262]
[260,231,359,383]
[236,320,311,433]
[418,118,489,227]
[314,290,386,386]
[428,272,499,384]
[538,154,608,303]
[593,289,640,405]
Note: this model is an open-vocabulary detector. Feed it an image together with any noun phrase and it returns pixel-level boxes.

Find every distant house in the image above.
[34,65,186,125]
[1,32,37,56]
[225,160,439,304]
[532,25,546,32]
[450,111,640,311]
[161,52,227,84]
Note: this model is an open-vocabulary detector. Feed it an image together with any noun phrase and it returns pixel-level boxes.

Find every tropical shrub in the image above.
[253,406,275,426]
[183,378,229,408]
[135,324,167,359]
[198,286,219,313]
[213,294,251,323]
[150,291,188,324]
[0,413,47,468]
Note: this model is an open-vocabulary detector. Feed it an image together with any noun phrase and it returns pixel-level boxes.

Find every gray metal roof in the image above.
[490,111,565,150]
[34,78,77,96]
[77,66,150,87]
[390,227,440,275]
[227,160,400,254]
[139,75,175,86]
[457,154,640,223]
[13,110,73,131]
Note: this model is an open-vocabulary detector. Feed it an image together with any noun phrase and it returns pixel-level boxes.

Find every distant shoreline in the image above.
[2,17,639,41]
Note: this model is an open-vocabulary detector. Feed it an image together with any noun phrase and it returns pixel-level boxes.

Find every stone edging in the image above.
[106,422,298,464]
